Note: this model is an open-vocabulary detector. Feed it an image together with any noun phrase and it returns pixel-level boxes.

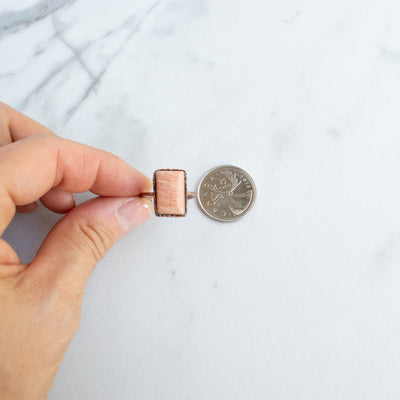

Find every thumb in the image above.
[29,196,152,290]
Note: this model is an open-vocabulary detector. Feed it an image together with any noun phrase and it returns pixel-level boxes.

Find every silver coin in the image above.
[197,165,256,222]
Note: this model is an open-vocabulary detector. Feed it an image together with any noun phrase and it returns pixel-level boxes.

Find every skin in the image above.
[0,103,153,400]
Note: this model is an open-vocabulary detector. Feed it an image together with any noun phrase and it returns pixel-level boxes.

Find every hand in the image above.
[0,103,152,399]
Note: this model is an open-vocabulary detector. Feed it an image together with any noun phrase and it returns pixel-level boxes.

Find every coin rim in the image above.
[197,165,257,222]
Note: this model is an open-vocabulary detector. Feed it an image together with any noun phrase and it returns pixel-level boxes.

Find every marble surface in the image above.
[2,0,400,399]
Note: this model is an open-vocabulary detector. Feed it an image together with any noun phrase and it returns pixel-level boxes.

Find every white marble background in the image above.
[2,0,400,399]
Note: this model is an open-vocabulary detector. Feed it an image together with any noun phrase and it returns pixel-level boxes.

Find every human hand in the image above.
[0,103,152,399]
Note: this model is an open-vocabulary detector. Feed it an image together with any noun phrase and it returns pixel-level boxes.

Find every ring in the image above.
[139,169,196,217]
[139,191,197,200]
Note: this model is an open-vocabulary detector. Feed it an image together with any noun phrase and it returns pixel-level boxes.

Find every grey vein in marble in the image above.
[65,0,163,120]
[0,0,76,39]
[13,1,163,121]
[52,15,95,81]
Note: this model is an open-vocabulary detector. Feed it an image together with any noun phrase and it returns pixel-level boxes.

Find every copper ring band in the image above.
[139,191,197,200]
[139,192,155,199]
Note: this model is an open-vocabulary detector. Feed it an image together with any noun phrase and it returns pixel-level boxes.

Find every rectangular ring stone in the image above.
[154,169,187,217]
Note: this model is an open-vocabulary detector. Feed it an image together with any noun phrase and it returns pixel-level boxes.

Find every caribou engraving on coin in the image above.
[197,165,256,222]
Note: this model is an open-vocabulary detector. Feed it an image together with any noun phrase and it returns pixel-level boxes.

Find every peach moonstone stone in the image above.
[154,169,187,216]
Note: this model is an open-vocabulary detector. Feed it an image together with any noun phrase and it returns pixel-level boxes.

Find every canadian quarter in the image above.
[197,165,256,222]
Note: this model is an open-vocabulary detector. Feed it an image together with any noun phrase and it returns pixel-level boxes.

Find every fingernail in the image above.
[117,197,152,233]
[66,192,76,210]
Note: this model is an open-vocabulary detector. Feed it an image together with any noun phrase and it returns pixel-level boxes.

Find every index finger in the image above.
[0,102,54,144]
[0,133,151,234]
